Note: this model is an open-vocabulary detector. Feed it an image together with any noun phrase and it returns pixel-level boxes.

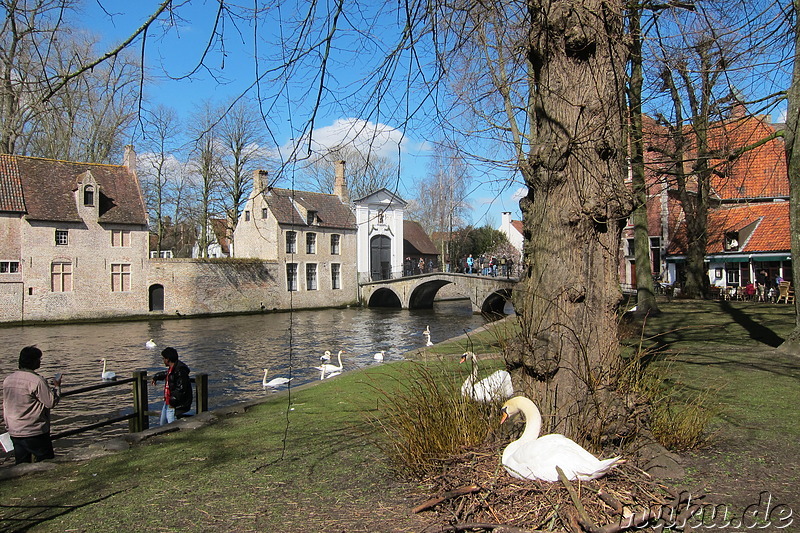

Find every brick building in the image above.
[0,147,150,322]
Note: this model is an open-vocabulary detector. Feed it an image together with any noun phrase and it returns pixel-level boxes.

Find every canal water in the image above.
[0,299,492,456]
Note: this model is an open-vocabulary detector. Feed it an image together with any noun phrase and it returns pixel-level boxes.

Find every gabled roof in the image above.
[353,188,408,207]
[667,201,790,255]
[0,154,147,225]
[264,187,356,230]
[511,220,523,235]
[403,220,438,255]
[210,218,231,255]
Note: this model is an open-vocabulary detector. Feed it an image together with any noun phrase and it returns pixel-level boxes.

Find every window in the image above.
[83,185,94,206]
[0,261,20,274]
[286,231,297,254]
[726,263,740,285]
[330,234,341,255]
[331,263,341,289]
[262,208,268,219]
[111,230,131,247]
[245,211,251,221]
[55,229,68,246]
[307,210,318,225]
[626,238,635,257]
[51,262,72,292]
[111,263,131,292]
[650,237,661,274]
[306,263,317,290]
[286,263,298,291]
[306,232,316,254]
[724,232,740,251]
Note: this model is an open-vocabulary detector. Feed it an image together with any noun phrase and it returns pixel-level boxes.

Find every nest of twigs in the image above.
[412,442,703,533]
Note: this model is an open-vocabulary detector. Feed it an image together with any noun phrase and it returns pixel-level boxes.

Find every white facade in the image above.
[499,212,524,254]
[354,189,407,282]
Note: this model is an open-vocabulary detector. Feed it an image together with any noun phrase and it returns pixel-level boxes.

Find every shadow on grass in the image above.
[0,490,125,533]
[718,300,784,348]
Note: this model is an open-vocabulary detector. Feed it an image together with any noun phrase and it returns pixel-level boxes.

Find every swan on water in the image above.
[374,350,385,362]
[100,358,116,381]
[145,339,157,349]
[423,331,433,347]
[314,350,345,374]
[320,350,331,362]
[499,396,623,482]
[262,368,292,388]
[460,352,513,402]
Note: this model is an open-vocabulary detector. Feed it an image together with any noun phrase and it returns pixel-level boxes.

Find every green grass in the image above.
[1,303,797,530]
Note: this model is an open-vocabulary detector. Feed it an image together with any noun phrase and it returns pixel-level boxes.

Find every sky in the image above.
[68,1,526,228]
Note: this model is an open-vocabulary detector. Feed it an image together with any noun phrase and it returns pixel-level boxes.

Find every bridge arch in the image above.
[360,273,516,314]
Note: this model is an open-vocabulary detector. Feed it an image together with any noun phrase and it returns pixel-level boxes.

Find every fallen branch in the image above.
[413,484,481,513]
[439,523,546,533]
[556,466,596,532]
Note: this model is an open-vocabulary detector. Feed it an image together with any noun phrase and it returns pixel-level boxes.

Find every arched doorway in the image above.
[370,235,392,281]
[149,284,164,312]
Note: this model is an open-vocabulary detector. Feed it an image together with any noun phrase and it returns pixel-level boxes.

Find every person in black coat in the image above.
[151,347,192,425]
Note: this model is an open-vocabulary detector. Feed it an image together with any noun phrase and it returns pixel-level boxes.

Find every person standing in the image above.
[2,346,62,464]
[151,347,192,425]
[466,254,475,274]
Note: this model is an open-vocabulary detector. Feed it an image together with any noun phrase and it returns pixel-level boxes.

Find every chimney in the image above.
[334,160,349,204]
[123,145,136,172]
[501,211,512,232]
[253,169,268,194]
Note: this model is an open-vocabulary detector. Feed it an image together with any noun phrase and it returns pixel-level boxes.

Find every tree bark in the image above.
[778,0,800,355]
[511,0,630,440]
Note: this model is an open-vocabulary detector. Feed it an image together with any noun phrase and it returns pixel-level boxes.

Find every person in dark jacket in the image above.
[151,347,192,425]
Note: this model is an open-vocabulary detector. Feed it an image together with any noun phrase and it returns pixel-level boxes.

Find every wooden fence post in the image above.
[131,370,149,432]
[195,373,208,413]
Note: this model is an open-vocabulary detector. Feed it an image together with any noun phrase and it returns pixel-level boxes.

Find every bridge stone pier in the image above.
[359,273,517,314]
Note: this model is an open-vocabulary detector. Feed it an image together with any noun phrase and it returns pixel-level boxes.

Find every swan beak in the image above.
[499,408,509,425]
[459,354,467,364]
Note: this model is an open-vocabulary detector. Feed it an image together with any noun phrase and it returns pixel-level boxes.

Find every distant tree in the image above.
[139,105,183,255]
[218,99,269,254]
[187,102,224,258]
[298,144,397,200]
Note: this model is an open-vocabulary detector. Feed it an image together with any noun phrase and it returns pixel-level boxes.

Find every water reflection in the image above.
[0,300,489,450]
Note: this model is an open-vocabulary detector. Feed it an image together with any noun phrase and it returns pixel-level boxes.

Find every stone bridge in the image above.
[359,272,517,314]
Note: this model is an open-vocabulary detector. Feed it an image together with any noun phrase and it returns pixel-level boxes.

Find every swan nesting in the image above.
[460,351,513,402]
[100,358,116,381]
[500,396,623,482]
[262,369,292,388]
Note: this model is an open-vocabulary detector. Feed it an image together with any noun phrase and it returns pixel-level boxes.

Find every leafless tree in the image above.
[187,101,224,258]
[297,143,398,200]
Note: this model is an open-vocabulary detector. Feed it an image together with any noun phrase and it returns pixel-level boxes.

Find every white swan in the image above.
[500,396,623,482]
[100,358,116,381]
[145,339,157,349]
[315,350,344,374]
[460,352,513,402]
[262,368,292,388]
[374,350,385,362]
[423,331,433,347]
[320,350,331,362]
[324,371,341,379]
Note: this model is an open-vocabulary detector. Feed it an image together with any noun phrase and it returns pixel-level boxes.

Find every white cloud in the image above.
[511,186,528,201]
[281,117,423,162]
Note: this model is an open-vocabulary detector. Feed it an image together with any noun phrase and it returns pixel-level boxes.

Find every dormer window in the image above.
[724,232,740,251]
[83,185,94,206]
[307,210,318,225]
[262,208,268,219]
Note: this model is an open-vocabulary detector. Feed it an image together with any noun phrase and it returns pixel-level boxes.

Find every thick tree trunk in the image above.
[778,0,800,355]
[510,0,630,442]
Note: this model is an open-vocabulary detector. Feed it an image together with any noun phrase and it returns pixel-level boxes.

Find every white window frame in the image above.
[286,263,298,291]
[286,231,297,254]
[331,263,341,290]
[55,229,68,246]
[330,234,340,255]
[0,261,20,274]
[306,263,317,290]
[306,232,316,254]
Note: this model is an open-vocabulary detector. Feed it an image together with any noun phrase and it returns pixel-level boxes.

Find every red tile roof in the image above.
[668,201,790,255]
[403,220,439,255]
[0,154,147,225]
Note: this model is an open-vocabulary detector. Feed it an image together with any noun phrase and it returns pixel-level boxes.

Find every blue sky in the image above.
[70,1,525,228]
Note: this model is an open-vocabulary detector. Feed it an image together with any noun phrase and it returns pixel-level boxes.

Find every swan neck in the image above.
[520,401,542,441]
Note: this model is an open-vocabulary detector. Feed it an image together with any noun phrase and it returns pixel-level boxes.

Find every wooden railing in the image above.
[51,371,209,441]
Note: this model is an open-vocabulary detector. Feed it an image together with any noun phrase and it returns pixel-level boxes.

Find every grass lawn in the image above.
[0,301,798,531]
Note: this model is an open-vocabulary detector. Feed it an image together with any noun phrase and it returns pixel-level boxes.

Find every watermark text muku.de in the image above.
[623,491,793,529]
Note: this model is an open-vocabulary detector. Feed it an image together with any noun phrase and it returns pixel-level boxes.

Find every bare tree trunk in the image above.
[629,5,659,316]
[778,0,800,354]
[510,0,631,442]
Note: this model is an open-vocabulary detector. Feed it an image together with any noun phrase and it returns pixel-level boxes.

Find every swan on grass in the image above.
[499,396,623,482]
[460,351,513,402]
[100,358,116,381]
[314,350,345,374]
[374,350,385,362]
[262,369,292,389]
[145,339,157,349]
